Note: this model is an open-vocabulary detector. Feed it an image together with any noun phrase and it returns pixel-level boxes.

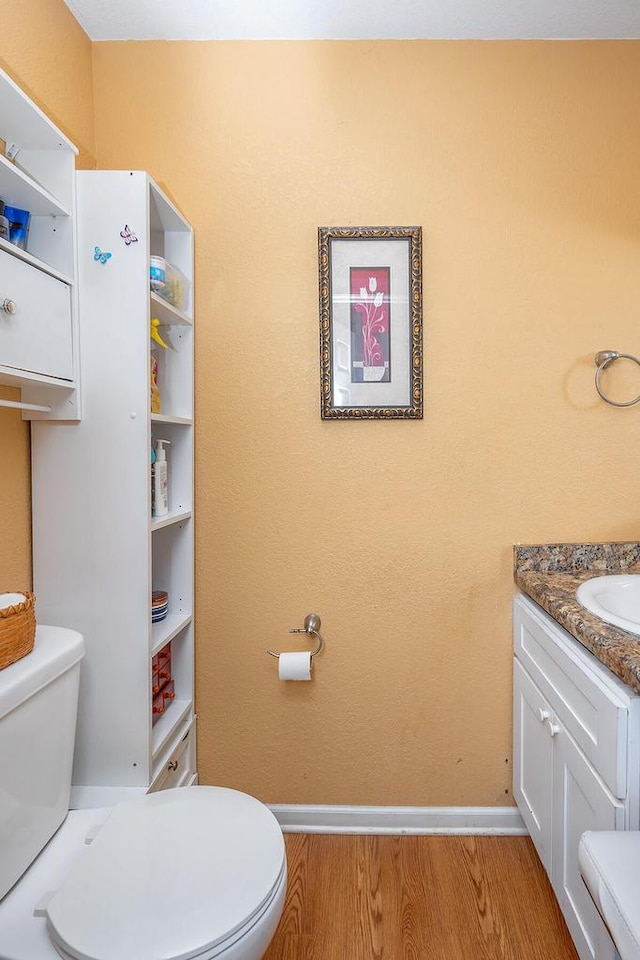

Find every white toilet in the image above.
[0,626,287,960]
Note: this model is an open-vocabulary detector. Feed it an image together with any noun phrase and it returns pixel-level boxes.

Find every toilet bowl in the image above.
[0,788,287,960]
[0,627,286,960]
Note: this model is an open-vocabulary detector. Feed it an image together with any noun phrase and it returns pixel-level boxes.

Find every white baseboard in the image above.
[268,804,527,836]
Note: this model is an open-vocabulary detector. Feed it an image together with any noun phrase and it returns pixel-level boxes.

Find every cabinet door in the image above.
[513,658,554,873]
[514,595,630,800]
[148,718,197,792]
[552,727,625,960]
[0,249,73,380]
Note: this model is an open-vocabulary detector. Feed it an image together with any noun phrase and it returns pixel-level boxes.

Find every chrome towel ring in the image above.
[594,351,640,407]
[267,613,325,660]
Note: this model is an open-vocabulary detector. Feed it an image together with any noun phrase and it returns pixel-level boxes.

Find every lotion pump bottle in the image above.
[152,439,170,517]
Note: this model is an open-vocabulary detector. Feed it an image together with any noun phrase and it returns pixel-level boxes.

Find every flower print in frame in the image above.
[318,226,422,419]
[351,268,390,383]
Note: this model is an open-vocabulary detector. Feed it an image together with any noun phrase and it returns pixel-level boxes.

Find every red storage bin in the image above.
[162,679,175,709]
[152,690,165,724]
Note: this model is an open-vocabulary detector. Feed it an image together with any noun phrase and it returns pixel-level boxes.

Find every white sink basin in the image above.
[576,575,640,636]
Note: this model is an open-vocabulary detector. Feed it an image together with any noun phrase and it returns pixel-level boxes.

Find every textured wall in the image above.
[96,40,640,804]
[93,39,640,805]
[0,386,32,588]
[0,0,95,592]
[0,0,95,166]
[13,18,640,809]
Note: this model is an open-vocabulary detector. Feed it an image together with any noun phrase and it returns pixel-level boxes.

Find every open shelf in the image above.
[0,236,73,285]
[151,509,192,532]
[151,612,193,657]
[0,67,75,151]
[151,413,192,426]
[150,292,192,327]
[0,153,69,216]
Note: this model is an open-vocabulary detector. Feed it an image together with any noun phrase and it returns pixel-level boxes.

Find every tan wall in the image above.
[93,39,640,806]
[29,38,640,805]
[0,0,95,591]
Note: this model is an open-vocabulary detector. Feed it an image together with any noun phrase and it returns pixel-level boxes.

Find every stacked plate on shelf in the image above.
[152,590,168,623]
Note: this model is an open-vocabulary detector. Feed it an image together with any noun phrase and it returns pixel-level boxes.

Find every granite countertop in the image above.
[514,542,640,695]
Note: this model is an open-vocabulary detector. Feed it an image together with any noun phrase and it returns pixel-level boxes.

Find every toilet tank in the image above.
[0,625,84,900]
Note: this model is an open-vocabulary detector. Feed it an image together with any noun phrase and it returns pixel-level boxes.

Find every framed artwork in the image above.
[318,225,423,420]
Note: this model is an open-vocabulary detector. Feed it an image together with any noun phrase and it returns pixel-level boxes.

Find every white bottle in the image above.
[153,439,170,517]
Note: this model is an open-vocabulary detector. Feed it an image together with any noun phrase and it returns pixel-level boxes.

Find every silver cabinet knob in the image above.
[1,299,16,315]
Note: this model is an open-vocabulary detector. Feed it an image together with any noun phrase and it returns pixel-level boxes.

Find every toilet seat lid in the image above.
[46,786,285,960]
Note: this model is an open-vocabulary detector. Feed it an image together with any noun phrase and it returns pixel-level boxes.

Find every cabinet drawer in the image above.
[514,596,629,799]
[0,249,73,380]
[149,718,196,792]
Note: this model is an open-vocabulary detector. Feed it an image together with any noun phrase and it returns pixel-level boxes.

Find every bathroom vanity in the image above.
[513,543,640,960]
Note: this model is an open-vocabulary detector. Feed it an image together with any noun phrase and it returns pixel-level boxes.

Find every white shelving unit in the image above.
[0,66,80,419]
[31,171,196,806]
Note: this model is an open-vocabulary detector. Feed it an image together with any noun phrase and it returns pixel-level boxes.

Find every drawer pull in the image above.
[543,717,561,738]
[2,299,16,315]
[167,759,179,772]
[536,707,560,737]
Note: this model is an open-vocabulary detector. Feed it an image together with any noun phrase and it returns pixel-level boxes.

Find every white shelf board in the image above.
[150,292,192,326]
[0,362,75,389]
[152,699,192,762]
[0,66,77,152]
[151,509,191,532]
[149,176,191,234]
[0,236,73,284]
[0,153,69,216]
[151,413,192,426]
[151,612,193,657]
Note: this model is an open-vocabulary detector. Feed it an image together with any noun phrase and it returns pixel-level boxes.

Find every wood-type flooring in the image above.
[263,834,579,960]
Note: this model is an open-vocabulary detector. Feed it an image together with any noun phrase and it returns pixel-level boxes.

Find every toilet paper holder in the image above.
[267,613,324,660]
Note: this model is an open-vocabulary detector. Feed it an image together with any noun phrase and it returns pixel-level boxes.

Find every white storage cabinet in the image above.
[31,171,195,805]
[0,66,79,418]
[513,593,640,960]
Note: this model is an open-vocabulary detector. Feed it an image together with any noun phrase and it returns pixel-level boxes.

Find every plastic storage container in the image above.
[150,256,166,293]
[4,205,31,250]
[149,256,190,311]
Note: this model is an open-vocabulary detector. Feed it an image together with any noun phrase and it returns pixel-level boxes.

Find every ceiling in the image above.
[62,0,640,41]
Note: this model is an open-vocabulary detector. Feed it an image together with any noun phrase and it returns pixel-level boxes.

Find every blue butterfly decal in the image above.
[120,225,138,246]
[94,246,112,264]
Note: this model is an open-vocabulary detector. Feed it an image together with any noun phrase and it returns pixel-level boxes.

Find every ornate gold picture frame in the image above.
[318,226,423,419]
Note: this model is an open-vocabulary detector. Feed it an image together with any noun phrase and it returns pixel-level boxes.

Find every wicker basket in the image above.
[0,592,36,671]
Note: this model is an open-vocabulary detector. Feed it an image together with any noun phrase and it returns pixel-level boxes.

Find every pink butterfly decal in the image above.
[120,224,139,245]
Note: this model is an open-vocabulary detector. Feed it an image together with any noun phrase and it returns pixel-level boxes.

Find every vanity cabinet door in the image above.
[513,658,554,873]
[513,594,639,960]
[552,726,624,960]
[514,595,629,799]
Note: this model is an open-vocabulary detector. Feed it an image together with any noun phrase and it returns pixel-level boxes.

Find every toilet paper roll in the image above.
[278,651,312,681]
